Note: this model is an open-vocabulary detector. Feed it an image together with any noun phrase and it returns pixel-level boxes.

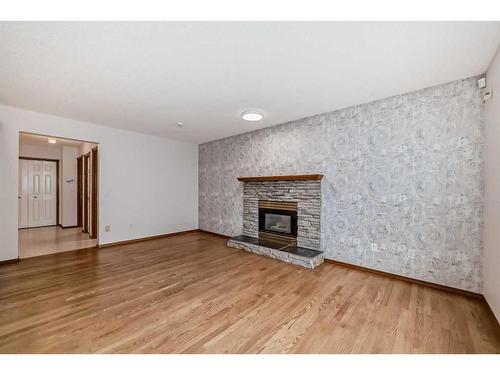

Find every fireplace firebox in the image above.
[258,201,297,242]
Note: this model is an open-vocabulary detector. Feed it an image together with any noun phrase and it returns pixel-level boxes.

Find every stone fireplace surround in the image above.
[227,175,324,268]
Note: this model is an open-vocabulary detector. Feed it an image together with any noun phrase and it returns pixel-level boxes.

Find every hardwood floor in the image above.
[0,231,499,353]
[18,226,97,259]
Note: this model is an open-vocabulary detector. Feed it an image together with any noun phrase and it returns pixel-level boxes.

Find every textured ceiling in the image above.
[2,22,499,144]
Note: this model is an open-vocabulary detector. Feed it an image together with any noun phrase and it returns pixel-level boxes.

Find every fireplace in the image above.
[227,175,323,269]
[258,200,297,243]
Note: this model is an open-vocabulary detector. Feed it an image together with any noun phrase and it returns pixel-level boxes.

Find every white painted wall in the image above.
[79,142,96,156]
[484,48,500,321]
[0,104,199,261]
[19,143,62,160]
[61,146,78,227]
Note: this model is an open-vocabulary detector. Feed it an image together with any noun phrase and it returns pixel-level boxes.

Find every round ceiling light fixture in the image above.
[176,122,184,128]
[241,110,263,122]
[48,138,57,144]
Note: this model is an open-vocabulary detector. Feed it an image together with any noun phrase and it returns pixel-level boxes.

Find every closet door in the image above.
[77,156,83,227]
[18,159,29,228]
[40,161,57,226]
[83,154,89,233]
[28,160,57,227]
[90,147,98,239]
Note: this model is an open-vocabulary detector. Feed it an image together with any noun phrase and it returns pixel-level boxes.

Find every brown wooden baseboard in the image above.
[197,229,231,239]
[0,257,20,266]
[59,224,80,229]
[18,224,58,230]
[98,229,199,248]
[324,258,483,299]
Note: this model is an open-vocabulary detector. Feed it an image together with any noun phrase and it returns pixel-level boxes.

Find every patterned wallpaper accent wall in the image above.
[199,77,484,292]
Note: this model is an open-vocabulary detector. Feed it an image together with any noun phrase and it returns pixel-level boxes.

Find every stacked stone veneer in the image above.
[242,180,321,250]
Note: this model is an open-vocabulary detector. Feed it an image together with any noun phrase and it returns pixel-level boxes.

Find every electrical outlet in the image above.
[105,225,111,232]
[482,89,493,102]
[408,249,416,259]
[371,243,378,252]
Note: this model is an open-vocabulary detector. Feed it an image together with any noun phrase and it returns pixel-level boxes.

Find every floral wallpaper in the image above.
[199,77,484,292]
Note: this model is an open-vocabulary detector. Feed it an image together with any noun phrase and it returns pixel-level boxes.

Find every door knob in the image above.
[33,196,37,198]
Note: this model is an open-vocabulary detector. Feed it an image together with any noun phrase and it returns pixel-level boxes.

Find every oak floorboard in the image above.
[0,231,499,353]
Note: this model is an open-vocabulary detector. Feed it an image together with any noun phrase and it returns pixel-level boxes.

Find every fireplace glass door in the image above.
[258,205,298,238]
[264,213,292,234]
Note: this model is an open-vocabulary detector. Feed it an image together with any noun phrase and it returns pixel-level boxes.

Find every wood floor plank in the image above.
[0,231,499,353]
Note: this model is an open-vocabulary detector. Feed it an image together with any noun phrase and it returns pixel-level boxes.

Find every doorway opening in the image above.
[18,132,99,258]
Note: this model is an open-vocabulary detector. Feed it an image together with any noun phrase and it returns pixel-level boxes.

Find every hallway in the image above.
[18,226,97,258]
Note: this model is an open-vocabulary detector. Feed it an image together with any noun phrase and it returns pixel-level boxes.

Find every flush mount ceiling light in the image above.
[241,110,263,122]
[48,138,57,144]
[176,122,184,128]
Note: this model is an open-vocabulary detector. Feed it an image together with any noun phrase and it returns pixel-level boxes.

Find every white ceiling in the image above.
[2,22,500,144]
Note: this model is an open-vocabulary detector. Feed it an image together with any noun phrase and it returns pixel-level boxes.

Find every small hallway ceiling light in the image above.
[241,110,263,122]
[48,138,57,144]
[176,122,184,128]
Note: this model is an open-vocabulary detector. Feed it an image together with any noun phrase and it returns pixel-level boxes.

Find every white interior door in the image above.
[27,160,57,227]
[18,159,29,228]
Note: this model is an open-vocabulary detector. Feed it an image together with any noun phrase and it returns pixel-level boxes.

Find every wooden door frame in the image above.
[83,153,90,234]
[19,157,60,227]
[90,147,98,239]
[77,156,83,227]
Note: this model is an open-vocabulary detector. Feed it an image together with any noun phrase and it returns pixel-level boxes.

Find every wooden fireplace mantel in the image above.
[237,174,324,182]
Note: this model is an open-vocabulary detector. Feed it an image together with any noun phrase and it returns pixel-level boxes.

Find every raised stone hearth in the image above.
[227,235,324,269]
[228,174,324,268]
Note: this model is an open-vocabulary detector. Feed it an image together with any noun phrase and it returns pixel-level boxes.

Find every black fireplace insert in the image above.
[258,207,298,238]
